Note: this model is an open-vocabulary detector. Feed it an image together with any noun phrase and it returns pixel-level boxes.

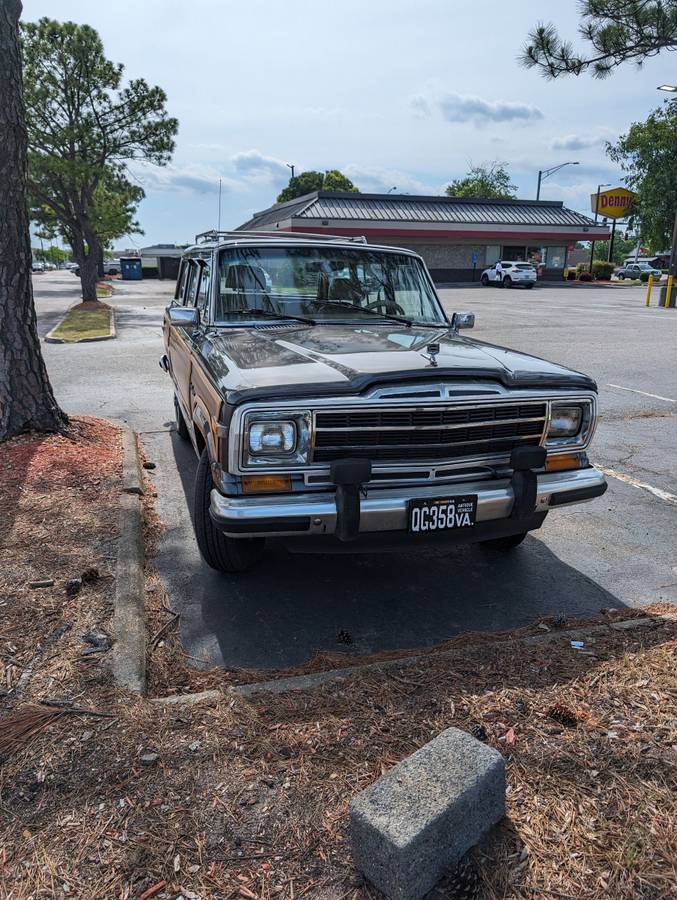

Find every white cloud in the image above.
[409,95,431,118]
[231,149,290,184]
[437,92,544,125]
[130,162,240,195]
[551,131,614,151]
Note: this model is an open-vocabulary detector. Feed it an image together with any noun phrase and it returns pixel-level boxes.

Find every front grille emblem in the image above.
[422,342,440,367]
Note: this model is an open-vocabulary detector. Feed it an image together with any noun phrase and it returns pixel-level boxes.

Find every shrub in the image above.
[578,271,593,282]
[575,262,589,275]
[592,260,615,281]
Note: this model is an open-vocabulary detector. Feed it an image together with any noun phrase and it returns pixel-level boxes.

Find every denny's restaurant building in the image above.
[237,191,610,283]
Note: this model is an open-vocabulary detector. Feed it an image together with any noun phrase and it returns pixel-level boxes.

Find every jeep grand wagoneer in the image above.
[161,231,606,572]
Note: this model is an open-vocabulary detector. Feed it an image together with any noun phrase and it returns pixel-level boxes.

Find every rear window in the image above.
[514,264,535,270]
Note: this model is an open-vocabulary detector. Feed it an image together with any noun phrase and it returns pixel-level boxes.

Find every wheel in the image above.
[524,283,534,289]
[503,276,512,288]
[193,448,265,573]
[618,273,625,280]
[108,268,118,276]
[480,274,489,286]
[480,532,528,551]
[174,395,190,441]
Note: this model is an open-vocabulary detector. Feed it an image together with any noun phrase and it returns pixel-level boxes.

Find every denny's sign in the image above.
[590,186,636,219]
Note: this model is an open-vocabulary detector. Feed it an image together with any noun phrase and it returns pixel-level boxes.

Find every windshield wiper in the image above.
[313,299,413,327]
[224,308,315,326]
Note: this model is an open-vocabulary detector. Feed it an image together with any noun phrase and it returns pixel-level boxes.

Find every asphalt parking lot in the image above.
[36,271,677,670]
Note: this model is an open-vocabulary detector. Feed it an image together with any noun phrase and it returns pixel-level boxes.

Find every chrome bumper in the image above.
[210,466,607,539]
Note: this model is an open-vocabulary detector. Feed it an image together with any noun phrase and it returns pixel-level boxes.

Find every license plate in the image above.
[408,495,477,533]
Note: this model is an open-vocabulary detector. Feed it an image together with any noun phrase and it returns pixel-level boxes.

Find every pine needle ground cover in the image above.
[1,424,675,898]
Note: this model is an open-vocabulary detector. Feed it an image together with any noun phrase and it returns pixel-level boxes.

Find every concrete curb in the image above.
[233,613,673,698]
[44,307,116,344]
[112,425,146,693]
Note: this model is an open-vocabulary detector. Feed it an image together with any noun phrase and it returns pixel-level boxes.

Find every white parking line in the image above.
[597,466,677,505]
[606,384,676,403]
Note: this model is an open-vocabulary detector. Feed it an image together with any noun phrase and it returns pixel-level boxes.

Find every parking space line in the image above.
[597,466,677,505]
[606,384,675,403]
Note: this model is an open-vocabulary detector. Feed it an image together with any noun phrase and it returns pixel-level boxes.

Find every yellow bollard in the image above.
[665,274,674,309]
[645,274,653,306]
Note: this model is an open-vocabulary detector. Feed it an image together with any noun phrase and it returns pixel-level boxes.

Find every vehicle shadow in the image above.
[157,431,630,672]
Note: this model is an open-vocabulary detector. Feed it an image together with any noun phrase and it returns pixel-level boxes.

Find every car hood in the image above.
[197,322,596,404]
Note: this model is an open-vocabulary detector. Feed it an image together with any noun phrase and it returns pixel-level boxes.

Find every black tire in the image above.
[174,395,190,441]
[618,273,625,280]
[480,274,489,286]
[193,448,265,573]
[524,283,534,289]
[108,268,118,276]
[480,532,528,551]
[503,275,512,289]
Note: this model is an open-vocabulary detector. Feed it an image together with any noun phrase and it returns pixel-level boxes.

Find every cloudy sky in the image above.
[22,0,675,247]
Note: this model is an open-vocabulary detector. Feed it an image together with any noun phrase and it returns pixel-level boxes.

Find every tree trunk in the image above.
[96,241,104,279]
[79,248,99,302]
[0,0,67,441]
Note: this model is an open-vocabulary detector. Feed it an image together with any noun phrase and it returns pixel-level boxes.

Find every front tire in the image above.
[193,449,265,573]
[503,276,512,289]
[480,532,527,551]
[480,274,489,286]
[618,273,625,280]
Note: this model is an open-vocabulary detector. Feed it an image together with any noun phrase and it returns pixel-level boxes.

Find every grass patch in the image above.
[50,305,112,342]
[96,286,112,299]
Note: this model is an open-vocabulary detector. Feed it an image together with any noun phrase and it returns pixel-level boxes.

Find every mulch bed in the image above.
[1,421,675,898]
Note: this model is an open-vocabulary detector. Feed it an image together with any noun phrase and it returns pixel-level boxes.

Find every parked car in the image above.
[71,259,120,277]
[480,261,537,289]
[31,260,45,273]
[616,262,662,280]
[161,231,606,573]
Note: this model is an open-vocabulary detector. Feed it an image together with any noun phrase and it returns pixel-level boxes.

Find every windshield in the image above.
[215,246,447,326]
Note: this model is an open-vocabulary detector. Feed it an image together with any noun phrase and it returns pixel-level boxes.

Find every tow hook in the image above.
[510,446,547,520]
[330,459,372,542]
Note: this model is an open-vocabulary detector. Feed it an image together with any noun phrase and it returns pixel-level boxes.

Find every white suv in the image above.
[481,261,537,289]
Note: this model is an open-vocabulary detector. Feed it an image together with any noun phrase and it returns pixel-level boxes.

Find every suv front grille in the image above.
[312,403,547,463]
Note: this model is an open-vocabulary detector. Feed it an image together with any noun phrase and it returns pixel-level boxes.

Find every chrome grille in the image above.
[312,402,547,463]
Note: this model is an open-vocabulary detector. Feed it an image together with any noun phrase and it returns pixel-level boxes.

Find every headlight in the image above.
[548,405,583,437]
[242,410,311,467]
[546,400,594,449]
[249,421,296,455]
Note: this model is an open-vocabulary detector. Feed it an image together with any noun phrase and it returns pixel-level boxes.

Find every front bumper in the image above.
[210,466,607,539]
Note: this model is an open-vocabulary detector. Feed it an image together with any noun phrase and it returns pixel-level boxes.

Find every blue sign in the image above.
[471,252,479,265]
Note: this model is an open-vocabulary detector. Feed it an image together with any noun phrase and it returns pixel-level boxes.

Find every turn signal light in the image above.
[545,453,584,472]
[242,474,292,494]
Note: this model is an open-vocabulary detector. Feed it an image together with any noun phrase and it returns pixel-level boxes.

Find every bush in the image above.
[640,270,652,282]
[592,260,615,281]
[578,271,593,282]
[575,262,589,276]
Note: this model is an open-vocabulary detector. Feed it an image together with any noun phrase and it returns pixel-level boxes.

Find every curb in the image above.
[44,307,116,344]
[112,424,146,693]
[232,613,674,697]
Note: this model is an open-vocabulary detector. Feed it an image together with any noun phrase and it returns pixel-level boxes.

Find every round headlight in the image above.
[248,421,296,455]
[548,405,583,438]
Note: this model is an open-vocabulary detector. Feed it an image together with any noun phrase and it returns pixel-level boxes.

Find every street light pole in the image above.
[536,161,579,200]
[589,183,611,272]
[286,163,295,180]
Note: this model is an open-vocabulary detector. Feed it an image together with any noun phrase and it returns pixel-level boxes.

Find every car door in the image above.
[166,258,199,417]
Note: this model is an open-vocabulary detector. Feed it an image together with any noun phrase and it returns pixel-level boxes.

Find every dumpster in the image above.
[120,257,142,280]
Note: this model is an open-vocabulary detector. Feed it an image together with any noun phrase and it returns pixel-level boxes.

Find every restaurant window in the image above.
[527,246,544,266]
[485,245,500,266]
[545,246,566,269]
[502,246,526,261]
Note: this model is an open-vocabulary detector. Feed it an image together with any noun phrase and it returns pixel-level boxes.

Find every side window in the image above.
[183,261,199,306]
[196,260,211,312]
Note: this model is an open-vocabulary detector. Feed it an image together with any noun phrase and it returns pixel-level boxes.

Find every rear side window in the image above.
[175,260,190,300]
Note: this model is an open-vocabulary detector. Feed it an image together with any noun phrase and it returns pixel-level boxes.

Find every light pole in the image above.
[286,163,295,180]
[589,183,611,272]
[536,161,579,201]
[217,178,222,231]
[386,186,397,194]
[657,84,677,94]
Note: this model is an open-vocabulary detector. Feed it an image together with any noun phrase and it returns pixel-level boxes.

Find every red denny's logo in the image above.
[591,187,636,219]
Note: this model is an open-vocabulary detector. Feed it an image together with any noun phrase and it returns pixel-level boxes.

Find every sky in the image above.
[22,0,676,248]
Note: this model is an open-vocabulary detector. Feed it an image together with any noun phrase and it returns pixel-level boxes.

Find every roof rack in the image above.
[194,229,368,245]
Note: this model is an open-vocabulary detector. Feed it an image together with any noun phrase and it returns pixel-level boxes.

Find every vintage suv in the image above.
[161,231,606,572]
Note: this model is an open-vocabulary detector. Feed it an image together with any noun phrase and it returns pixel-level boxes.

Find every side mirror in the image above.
[167,306,200,328]
[453,311,475,330]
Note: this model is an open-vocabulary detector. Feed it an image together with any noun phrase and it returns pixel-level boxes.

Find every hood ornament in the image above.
[422,341,440,367]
